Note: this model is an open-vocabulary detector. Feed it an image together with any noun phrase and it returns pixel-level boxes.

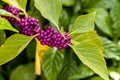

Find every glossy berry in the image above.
[17,17,40,36]
[37,26,71,50]
[3,5,20,24]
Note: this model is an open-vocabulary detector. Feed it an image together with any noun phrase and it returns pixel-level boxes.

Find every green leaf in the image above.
[69,64,94,79]
[0,75,5,80]
[42,48,64,80]
[70,43,109,80]
[87,76,104,80]
[71,31,104,51]
[0,34,34,65]
[2,0,27,16]
[62,0,77,7]
[82,0,113,9]
[16,0,27,11]
[34,0,62,30]
[59,9,70,30]
[102,37,120,61]
[110,0,120,37]
[0,18,18,32]
[26,40,36,61]
[94,8,113,37]
[0,9,19,20]
[69,12,95,35]
[10,63,36,80]
[27,2,43,27]
[0,30,6,46]
[57,52,78,80]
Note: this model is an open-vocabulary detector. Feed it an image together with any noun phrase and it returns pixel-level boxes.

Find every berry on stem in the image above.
[2,5,20,24]
[17,16,40,36]
[37,26,71,50]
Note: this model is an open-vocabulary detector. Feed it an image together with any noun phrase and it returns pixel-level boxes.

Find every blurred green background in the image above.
[0,0,120,80]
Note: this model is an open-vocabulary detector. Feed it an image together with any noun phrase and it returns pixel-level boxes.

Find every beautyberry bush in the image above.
[0,0,118,80]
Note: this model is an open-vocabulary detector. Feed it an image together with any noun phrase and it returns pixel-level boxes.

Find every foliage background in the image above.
[0,0,120,80]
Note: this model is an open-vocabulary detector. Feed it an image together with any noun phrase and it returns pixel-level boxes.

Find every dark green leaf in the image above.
[0,34,34,65]
[87,76,104,80]
[69,12,95,35]
[110,0,120,37]
[57,52,78,80]
[82,0,113,9]
[26,40,36,61]
[0,18,18,32]
[59,9,70,30]
[34,0,62,30]
[94,8,113,37]
[10,63,36,80]
[70,43,109,80]
[0,75,5,80]
[0,30,6,46]
[42,48,64,80]
[69,64,94,79]
[102,37,120,60]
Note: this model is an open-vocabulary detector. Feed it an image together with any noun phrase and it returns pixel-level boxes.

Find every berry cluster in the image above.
[2,5,71,50]
[17,17,40,36]
[37,26,71,49]
[2,5,20,24]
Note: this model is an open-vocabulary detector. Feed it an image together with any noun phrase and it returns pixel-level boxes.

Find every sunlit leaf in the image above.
[34,0,62,30]
[0,18,18,32]
[0,9,19,20]
[69,12,95,35]
[71,31,104,51]
[2,0,27,16]
[0,34,34,65]
[70,43,109,80]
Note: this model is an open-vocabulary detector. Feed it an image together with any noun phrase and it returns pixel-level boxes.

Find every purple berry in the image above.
[37,26,71,50]
[2,5,20,24]
[17,16,40,36]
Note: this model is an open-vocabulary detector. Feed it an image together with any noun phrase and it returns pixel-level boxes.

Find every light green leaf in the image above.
[69,12,95,35]
[34,0,62,30]
[70,43,109,80]
[42,48,64,80]
[0,18,18,32]
[71,31,104,51]
[16,0,27,11]
[2,0,27,16]
[57,52,78,80]
[0,34,34,65]
[62,0,77,7]
[0,9,19,20]
[10,63,36,80]
[0,30,6,46]
[102,37,120,61]
[69,64,94,79]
